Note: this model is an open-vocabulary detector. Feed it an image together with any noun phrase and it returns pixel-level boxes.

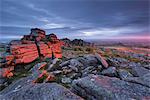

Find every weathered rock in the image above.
[1,83,83,100]
[101,67,117,77]
[52,70,62,75]
[125,73,150,88]
[77,57,88,67]
[82,66,95,77]
[84,55,98,64]
[0,76,33,95]
[62,67,72,74]
[71,75,150,100]
[47,58,61,71]
[61,59,83,72]
[30,62,47,73]
[95,53,108,68]
[60,60,70,67]
[69,59,83,68]
[70,73,82,79]
[0,78,7,91]
[143,64,150,69]
[118,69,133,80]
[68,65,79,72]
[130,66,150,77]
[0,78,7,84]
[97,65,103,70]
[107,57,129,68]
[62,77,72,84]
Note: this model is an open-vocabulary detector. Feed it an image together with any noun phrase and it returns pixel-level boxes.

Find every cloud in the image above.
[0,0,149,41]
[43,23,66,29]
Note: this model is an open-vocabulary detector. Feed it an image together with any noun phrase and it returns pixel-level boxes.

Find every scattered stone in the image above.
[97,65,103,70]
[71,75,150,100]
[62,68,72,75]
[70,73,82,79]
[77,57,88,67]
[95,53,109,68]
[68,65,79,72]
[60,60,70,67]
[101,67,117,77]
[47,58,61,71]
[82,66,95,77]
[62,77,72,84]
[52,70,62,75]
[83,54,98,66]
[69,59,83,68]
[118,69,133,80]
[1,83,83,100]
[30,62,47,73]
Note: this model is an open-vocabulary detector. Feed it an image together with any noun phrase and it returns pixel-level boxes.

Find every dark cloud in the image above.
[0,0,149,41]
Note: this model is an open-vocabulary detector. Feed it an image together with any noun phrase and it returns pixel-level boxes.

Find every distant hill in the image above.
[61,38,93,46]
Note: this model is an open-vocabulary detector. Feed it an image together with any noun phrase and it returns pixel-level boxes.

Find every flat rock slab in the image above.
[1,83,83,100]
[72,75,150,100]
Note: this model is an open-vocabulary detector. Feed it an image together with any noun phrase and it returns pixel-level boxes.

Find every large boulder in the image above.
[124,73,150,88]
[71,75,150,100]
[0,83,83,100]
[0,76,33,95]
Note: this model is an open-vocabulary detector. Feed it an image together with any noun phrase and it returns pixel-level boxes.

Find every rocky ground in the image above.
[0,42,150,100]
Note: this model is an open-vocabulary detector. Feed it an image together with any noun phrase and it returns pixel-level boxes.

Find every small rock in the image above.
[61,77,72,84]
[30,62,47,73]
[101,67,117,77]
[97,65,103,70]
[118,69,133,80]
[47,58,61,71]
[83,54,98,66]
[95,53,108,68]
[82,66,95,77]
[52,70,62,75]
[62,68,72,74]
[59,60,70,67]
[69,59,83,68]
[69,73,81,79]
[68,65,78,72]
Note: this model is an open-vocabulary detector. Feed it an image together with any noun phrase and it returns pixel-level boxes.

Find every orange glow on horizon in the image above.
[110,36,150,40]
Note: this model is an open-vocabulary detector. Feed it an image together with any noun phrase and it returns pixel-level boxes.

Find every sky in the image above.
[0,0,149,42]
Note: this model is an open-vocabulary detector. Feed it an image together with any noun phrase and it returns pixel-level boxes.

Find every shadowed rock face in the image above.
[71,75,150,100]
[0,83,83,100]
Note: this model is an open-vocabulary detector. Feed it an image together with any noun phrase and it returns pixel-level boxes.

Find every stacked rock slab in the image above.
[0,28,64,78]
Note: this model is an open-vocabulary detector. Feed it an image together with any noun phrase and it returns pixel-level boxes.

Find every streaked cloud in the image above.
[0,0,149,41]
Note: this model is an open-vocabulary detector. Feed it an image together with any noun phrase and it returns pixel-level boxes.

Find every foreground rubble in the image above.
[0,49,150,99]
